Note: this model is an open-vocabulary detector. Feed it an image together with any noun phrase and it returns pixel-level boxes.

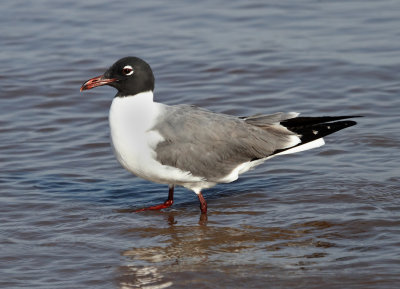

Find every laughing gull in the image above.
[80,56,359,214]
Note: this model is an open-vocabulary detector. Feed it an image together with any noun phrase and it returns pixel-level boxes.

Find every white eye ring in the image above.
[122,65,134,76]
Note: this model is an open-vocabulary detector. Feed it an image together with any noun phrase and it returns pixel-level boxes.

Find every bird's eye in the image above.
[122,65,134,76]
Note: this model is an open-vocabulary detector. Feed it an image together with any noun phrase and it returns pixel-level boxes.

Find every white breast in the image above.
[109,91,203,186]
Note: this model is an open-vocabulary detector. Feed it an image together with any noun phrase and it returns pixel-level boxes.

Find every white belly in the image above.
[109,92,203,186]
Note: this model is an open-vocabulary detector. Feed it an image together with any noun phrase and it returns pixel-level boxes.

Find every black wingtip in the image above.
[286,119,358,145]
[281,115,362,127]
[270,117,360,156]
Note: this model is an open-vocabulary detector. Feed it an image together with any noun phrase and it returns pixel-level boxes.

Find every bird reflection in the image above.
[116,210,336,288]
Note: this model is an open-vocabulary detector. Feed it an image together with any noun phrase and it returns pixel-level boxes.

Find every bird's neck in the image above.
[110,90,158,131]
[119,90,154,103]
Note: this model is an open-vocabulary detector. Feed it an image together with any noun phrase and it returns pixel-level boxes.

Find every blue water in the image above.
[1,1,400,288]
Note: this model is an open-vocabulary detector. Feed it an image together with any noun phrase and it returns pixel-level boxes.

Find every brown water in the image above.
[1,1,400,288]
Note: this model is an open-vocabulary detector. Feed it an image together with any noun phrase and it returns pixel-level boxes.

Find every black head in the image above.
[80,56,155,97]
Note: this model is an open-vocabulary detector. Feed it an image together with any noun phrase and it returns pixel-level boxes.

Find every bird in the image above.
[80,56,359,214]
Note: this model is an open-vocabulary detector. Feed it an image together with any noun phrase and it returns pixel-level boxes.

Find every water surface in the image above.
[1,0,400,288]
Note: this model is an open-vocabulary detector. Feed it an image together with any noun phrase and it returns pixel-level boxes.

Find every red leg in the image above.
[197,192,207,214]
[135,185,174,212]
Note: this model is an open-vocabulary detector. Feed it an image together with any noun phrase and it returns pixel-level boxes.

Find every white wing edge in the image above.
[274,138,325,156]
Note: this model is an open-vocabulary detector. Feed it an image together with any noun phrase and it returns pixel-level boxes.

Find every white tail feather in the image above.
[219,138,326,183]
[274,138,325,156]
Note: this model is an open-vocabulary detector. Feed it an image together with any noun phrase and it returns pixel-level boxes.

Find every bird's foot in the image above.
[135,185,174,213]
[134,199,173,212]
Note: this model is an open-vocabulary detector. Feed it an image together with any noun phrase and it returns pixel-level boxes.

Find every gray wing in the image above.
[153,105,298,181]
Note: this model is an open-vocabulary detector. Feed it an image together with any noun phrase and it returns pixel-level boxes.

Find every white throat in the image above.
[119,90,154,105]
[109,90,158,139]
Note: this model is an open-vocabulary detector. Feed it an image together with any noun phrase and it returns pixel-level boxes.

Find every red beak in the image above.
[80,75,117,92]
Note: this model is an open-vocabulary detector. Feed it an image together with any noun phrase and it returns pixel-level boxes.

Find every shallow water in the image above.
[1,0,400,288]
